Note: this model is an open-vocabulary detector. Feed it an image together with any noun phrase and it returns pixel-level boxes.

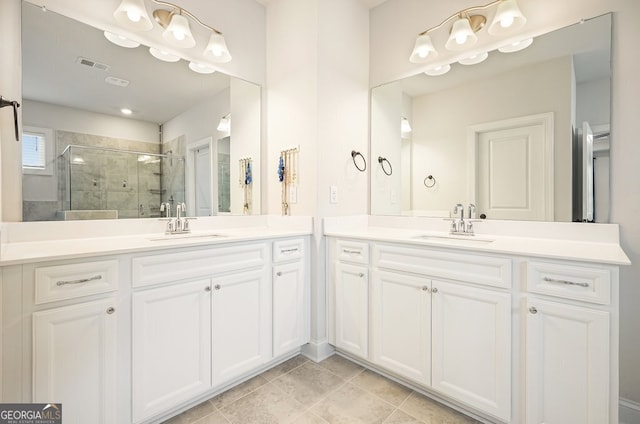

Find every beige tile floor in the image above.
[163,355,483,424]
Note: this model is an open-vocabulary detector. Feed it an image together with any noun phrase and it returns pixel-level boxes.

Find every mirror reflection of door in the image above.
[217,137,231,214]
[194,146,212,216]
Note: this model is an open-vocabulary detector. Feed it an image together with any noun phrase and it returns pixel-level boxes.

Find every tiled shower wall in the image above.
[161,135,186,214]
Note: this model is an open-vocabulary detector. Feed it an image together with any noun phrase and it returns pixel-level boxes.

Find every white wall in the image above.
[370,0,640,407]
[411,56,573,221]
[266,0,369,358]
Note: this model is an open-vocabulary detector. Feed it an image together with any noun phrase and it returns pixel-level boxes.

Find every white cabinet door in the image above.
[371,270,431,385]
[525,298,610,424]
[212,267,271,386]
[431,280,511,422]
[132,279,212,423]
[33,298,117,424]
[273,261,308,357]
[334,262,369,359]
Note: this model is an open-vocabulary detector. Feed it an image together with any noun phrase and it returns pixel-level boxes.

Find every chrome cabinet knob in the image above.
[205,286,212,292]
[358,273,365,278]
[276,271,283,277]
[431,287,438,294]
[214,284,221,290]
[529,306,538,314]
[421,286,429,292]
[106,307,115,315]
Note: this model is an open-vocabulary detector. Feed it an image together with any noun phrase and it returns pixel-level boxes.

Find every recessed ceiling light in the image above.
[105,76,130,87]
[121,108,133,115]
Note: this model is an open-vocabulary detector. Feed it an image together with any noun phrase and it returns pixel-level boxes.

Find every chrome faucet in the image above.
[448,203,478,235]
[162,202,191,234]
[160,202,171,218]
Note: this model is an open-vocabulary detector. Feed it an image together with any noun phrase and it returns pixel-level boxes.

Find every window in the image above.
[22,126,53,175]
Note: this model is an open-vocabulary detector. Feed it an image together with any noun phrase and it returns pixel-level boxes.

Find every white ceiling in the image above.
[254,0,388,9]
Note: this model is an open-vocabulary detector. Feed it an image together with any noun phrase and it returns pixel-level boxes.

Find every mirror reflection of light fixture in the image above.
[111,0,232,63]
[188,62,217,74]
[458,51,489,65]
[401,117,412,135]
[103,31,140,48]
[498,37,533,53]
[217,113,231,132]
[149,47,180,62]
[409,0,527,63]
[424,63,451,76]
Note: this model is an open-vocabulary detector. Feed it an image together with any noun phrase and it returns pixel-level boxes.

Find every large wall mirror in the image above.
[21,1,261,221]
[371,13,611,223]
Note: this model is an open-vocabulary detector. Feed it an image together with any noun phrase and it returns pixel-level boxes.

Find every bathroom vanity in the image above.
[325,215,629,424]
[0,216,311,424]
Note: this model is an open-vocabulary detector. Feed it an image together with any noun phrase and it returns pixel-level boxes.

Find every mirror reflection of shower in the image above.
[57,145,185,220]
[217,137,231,214]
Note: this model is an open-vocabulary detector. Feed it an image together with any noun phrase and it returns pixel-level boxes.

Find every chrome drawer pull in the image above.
[343,249,361,255]
[56,275,102,286]
[529,306,538,314]
[281,248,299,253]
[543,277,589,288]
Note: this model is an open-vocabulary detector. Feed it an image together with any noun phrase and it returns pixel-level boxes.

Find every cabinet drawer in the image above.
[336,240,370,265]
[273,238,304,263]
[374,244,511,288]
[35,260,119,304]
[132,243,267,288]
[525,260,611,304]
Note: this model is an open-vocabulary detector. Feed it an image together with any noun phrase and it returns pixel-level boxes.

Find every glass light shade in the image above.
[401,117,412,134]
[424,63,451,76]
[163,14,196,48]
[203,33,232,63]
[149,47,180,62]
[104,31,140,48]
[217,116,230,132]
[488,0,527,35]
[188,62,216,74]
[458,51,489,65]
[498,37,533,53]
[445,17,478,50]
[113,0,152,31]
[409,34,438,63]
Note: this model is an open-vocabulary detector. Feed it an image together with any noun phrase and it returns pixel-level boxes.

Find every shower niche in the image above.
[58,145,185,219]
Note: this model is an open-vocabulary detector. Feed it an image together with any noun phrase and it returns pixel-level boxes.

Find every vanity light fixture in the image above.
[188,61,217,74]
[217,113,231,132]
[409,0,526,63]
[149,47,180,62]
[112,0,232,62]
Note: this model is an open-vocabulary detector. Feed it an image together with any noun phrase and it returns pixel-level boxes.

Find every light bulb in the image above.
[501,15,514,28]
[126,9,141,22]
[173,30,185,41]
[456,33,468,45]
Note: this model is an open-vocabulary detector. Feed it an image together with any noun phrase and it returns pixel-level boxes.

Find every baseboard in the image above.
[301,339,334,363]
[620,398,640,424]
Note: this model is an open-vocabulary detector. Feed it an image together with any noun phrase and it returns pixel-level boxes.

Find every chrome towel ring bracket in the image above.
[378,156,392,176]
[424,175,436,188]
[351,150,367,172]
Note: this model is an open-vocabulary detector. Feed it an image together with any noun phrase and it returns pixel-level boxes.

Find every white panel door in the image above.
[334,262,369,358]
[431,280,511,421]
[212,267,271,386]
[132,279,212,422]
[33,298,117,424]
[194,146,212,216]
[371,270,431,385]
[525,298,610,424]
[273,261,308,357]
[476,122,549,220]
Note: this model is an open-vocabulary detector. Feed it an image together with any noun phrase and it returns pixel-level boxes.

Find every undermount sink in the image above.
[148,233,227,242]
[412,234,495,245]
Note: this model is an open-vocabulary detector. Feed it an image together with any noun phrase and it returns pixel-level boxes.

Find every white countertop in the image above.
[324,216,631,266]
[0,216,313,266]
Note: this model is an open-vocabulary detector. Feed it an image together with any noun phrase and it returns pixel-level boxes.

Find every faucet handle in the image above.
[468,203,476,219]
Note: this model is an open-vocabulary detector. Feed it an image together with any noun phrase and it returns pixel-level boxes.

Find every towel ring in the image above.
[351,150,367,172]
[378,156,393,176]
[424,175,436,188]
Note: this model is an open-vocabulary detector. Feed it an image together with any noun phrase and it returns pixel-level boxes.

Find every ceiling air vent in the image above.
[76,57,110,71]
